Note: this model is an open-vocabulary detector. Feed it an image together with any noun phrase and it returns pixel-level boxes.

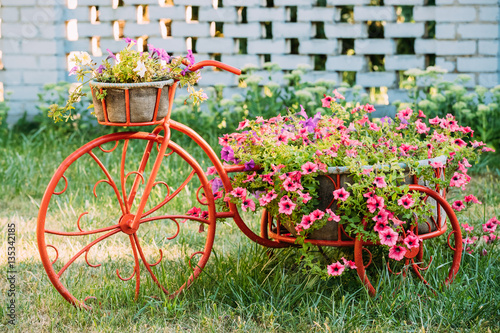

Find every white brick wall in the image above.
[325,56,365,71]
[457,57,498,72]
[0,0,498,121]
[435,7,477,22]
[457,24,499,39]
[385,55,425,71]
[353,6,396,22]
[385,23,425,38]
[355,39,395,55]
[356,72,397,87]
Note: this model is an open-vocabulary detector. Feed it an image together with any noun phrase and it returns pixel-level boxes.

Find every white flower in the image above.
[79,52,92,66]
[134,60,147,78]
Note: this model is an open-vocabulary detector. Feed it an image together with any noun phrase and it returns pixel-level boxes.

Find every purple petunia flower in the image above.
[158,49,171,63]
[210,177,223,194]
[186,49,195,65]
[181,67,191,76]
[106,49,117,61]
[398,115,409,125]
[221,146,235,162]
[299,111,322,133]
[147,44,158,58]
[123,37,136,46]
[380,116,393,125]
[69,66,78,76]
[96,65,105,74]
[244,159,255,171]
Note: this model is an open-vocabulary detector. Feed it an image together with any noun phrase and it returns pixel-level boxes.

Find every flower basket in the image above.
[279,155,448,241]
[89,80,176,126]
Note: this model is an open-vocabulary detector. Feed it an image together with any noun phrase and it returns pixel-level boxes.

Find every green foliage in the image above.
[14,82,99,135]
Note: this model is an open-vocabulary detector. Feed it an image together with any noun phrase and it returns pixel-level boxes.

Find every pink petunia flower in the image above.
[464,195,482,204]
[389,245,407,261]
[430,161,444,169]
[390,216,405,226]
[367,195,385,213]
[241,199,256,212]
[214,190,224,200]
[333,89,345,100]
[363,191,376,199]
[461,223,474,233]
[429,116,441,125]
[483,221,497,233]
[231,187,247,199]
[454,138,467,148]
[236,119,250,130]
[310,209,325,221]
[346,148,358,157]
[297,190,312,203]
[403,232,420,249]
[327,261,345,276]
[373,209,390,224]
[397,194,415,209]
[341,257,357,269]
[415,119,430,134]
[418,109,426,118]
[333,188,350,201]
[326,208,341,222]
[298,215,313,230]
[363,104,376,113]
[379,227,398,246]
[282,178,303,192]
[362,167,373,175]
[206,166,218,175]
[187,206,201,217]
[258,195,271,207]
[449,172,467,188]
[374,221,388,232]
[321,95,333,108]
[452,200,465,212]
[301,161,318,175]
[488,216,499,225]
[242,171,257,183]
[278,196,296,215]
[369,122,381,131]
[373,176,387,188]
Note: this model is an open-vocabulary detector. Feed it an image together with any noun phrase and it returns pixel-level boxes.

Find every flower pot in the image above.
[90,80,175,125]
[284,155,448,241]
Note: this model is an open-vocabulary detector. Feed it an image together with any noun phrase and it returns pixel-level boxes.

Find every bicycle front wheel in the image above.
[37,131,216,308]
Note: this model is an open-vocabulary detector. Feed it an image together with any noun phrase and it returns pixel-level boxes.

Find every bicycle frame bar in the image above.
[187,60,242,75]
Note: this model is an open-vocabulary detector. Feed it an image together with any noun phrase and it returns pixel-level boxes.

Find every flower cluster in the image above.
[461,217,499,254]
[49,38,207,122]
[201,91,494,278]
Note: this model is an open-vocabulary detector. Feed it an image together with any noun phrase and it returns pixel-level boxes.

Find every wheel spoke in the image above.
[142,170,196,218]
[88,150,126,214]
[56,228,121,278]
[133,233,169,295]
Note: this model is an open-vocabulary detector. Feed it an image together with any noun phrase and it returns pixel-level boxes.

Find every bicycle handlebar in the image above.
[183,60,241,75]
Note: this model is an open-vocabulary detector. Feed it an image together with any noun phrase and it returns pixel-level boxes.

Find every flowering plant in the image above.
[49,38,207,122]
[206,91,496,277]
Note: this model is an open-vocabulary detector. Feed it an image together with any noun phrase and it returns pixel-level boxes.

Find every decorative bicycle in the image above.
[37,60,462,308]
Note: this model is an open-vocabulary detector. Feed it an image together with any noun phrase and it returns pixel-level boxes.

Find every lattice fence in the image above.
[0,0,498,121]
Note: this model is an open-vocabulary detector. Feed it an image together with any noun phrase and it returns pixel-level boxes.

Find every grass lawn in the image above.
[1,127,499,332]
